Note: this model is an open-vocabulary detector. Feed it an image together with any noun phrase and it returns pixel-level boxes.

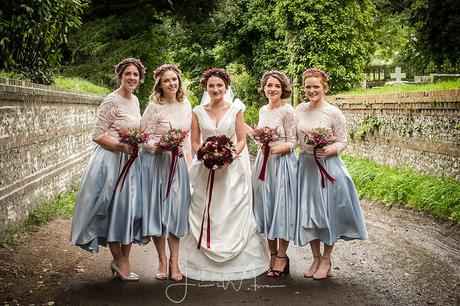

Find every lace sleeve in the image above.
[282,107,298,148]
[330,108,347,153]
[92,96,118,141]
[140,103,159,153]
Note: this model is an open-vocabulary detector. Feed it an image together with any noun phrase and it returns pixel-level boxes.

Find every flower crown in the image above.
[200,68,231,88]
[303,67,330,83]
[153,64,182,80]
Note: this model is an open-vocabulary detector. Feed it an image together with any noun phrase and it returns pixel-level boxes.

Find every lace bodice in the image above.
[296,102,347,153]
[140,100,192,154]
[91,92,141,141]
[257,103,298,148]
[193,102,244,142]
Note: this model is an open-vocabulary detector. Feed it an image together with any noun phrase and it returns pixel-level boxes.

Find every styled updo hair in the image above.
[200,68,231,89]
[114,58,146,85]
[259,70,292,100]
[149,64,186,104]
[302,67,330,91]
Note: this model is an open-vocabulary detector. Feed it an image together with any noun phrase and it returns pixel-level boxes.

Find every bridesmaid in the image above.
[140,64,192,282]
[251,71,298,278]
[70,58,146,281]
[295,67,367,280]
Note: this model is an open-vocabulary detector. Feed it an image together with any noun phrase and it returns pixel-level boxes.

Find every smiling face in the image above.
[119,65,140,92]
[160,69,179,99]
[303,76,327,103]
[206,76,227,101]
[264,76,283,103]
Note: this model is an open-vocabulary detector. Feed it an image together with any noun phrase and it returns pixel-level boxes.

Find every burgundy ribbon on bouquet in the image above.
[165,149,178,199]
[197,169,215,249]
[114,146,139,193]
[258,145,270,181]
[313,148,336,188]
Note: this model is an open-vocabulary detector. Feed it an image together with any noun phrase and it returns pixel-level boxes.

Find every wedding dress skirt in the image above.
[179,103,268,281]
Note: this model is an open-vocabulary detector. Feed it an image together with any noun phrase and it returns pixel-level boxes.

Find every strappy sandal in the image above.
[155,255,168,280]
[267,255,290,278]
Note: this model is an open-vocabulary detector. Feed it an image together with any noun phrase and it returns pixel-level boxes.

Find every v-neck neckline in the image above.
[202,103,233,128]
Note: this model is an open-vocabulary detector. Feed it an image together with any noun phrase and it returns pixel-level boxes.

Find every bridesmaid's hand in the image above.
[315,145,338,158]
[120,143,133,154]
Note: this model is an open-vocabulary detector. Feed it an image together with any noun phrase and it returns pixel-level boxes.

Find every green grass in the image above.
[0,70,29,81]
[52,76,110,95]
[0,186,78,246]
[342,155,460,224]
[340,79,460,95]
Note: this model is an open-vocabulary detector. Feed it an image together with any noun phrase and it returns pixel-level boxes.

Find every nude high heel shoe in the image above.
[169,255,183,282]
[312,256,332,280]
[304,255,321,278]
[110,262,139,282]
[155,255,168,280]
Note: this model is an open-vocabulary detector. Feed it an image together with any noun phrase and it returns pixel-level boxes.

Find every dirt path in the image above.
[1,200,459,305]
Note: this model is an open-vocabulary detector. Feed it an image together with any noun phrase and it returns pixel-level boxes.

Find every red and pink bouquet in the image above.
[252,126,280,181]
[196,134,236,249]
[304,128,336,188]
[114,128,150,192]
[304,127,336,149]
[154,127,189,199]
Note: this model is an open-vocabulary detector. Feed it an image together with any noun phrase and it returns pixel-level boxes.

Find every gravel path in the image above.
[1,200,459,305]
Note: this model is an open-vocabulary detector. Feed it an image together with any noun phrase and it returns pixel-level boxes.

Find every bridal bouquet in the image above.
[196,134,236,170]
[304,127,336,188]
[114,128,150,192]
[252,126,280,181]
[155,126,189,199]
[196,135,236,249]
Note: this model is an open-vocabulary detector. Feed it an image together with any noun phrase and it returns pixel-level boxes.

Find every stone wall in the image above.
[0,78,101,236]
[329,89,460,180]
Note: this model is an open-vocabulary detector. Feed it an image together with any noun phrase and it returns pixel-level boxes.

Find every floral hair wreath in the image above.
[114,58,146,83]
[153,64,182,80]
[200,68,232,88]
[302,67,330,83]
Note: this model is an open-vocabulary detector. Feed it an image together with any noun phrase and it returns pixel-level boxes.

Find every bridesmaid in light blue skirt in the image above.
[140,64,192,282]
[251,71,298,278]
[295,68,367,281]
[70,58,146,281]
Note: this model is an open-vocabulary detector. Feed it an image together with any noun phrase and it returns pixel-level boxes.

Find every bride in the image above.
[179,68,268,281]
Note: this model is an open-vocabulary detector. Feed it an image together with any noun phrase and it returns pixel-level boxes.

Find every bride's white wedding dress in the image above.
[179,101,269,281]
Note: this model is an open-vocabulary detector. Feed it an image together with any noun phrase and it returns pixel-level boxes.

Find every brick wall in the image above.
[329,89,460,180]
[0,78,101,236]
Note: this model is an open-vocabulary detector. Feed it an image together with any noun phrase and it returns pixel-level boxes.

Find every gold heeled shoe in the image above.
[110,262,139,282]
[312,256,332,280]
[155,255,168,280]
[169,255,183,282]
[304,255,321,278]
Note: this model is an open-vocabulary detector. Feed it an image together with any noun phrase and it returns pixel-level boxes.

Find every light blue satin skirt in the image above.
[295,152,368,246]
[252,152,297,241]
[140,150,190,239]
[70,146,142,253]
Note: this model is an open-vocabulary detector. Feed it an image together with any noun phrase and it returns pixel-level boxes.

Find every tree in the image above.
[0,0,86,83]
[275,0,376,93]
[377,0,460,72]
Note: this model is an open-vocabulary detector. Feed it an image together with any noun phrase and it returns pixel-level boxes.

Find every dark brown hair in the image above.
[259,70,292,100]
[200,68,231,89]
[114,58,146,86]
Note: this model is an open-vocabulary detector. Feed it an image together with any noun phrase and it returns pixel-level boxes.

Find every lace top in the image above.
[257,103,298,148]
[140,100,192,155]
[296,102,347,153]
[91,92,141,141]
